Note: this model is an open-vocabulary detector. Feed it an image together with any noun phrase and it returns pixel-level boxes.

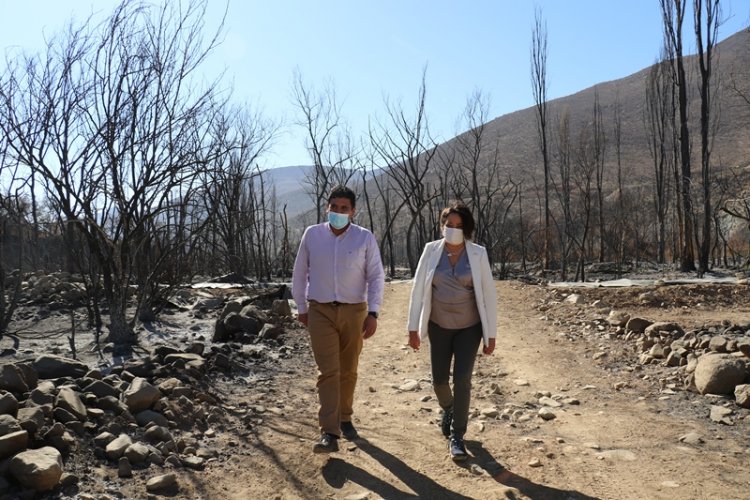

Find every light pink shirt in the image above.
[292,222,385,314]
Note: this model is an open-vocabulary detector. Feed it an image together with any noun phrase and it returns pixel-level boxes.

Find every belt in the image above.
[312,300,348,306]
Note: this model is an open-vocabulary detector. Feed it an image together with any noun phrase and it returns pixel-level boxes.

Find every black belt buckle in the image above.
[331,301,342,306]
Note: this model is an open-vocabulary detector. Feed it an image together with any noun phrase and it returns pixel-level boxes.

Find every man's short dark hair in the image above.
[328,185,356,209]
[440,202,475,240]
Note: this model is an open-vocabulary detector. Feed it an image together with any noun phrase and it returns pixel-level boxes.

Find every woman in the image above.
[407,202,497,462]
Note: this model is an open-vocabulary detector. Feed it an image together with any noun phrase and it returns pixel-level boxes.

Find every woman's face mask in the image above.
[328,211,350,229]
[443,227,464,245]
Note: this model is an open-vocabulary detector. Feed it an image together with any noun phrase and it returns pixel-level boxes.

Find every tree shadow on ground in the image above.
[322,438,473,499]
[466,440,601,500]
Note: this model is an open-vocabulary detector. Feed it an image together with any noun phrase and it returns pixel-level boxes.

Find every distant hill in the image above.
[262,165,386,219]
[436,26,750,187]
[269,27,750,219]
[262,165,315,218]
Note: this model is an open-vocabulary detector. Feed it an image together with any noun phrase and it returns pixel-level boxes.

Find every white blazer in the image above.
[407,238,498,345]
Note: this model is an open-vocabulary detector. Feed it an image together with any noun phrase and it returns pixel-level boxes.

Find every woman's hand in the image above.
[408,330,420,350]
[483,338,496,355]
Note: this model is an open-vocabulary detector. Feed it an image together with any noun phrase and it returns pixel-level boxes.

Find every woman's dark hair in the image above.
[328,185,356,209]
[440,202,475,240]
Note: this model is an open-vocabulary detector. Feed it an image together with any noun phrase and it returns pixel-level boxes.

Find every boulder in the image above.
[271,299,292,317]
[644,321,684,337]
[0,414,22,436]
[735,384,750,409]
[146,473,177,493]
[82,380,121,399]
[0,364,29,394]
[708,336,729,353]
[55,387,88,421]
[626,317,652,334]
[29,381,57,406]
[33,355,88,379]
[17,407,47,435]
[0,430,29,459]
[8,446,63,491]
[124,442,151,464]
[223,312,261,336]
[606,310,630,327]
[105,433,133,460]
[122,378,161,413]
[0,392,19,416]
[694,354,747,395]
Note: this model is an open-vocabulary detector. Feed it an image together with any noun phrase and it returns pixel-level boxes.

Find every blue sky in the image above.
[1,0,749,169]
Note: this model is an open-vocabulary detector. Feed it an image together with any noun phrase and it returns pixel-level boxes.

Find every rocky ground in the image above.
[0,272,749,499]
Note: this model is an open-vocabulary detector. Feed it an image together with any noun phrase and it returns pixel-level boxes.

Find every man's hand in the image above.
[407,330,420,350]
[362,315,378,339]
[483,338,496,355]
[297,313,308,326]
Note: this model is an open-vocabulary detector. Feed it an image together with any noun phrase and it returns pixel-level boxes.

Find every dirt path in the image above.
[184,281,749,500]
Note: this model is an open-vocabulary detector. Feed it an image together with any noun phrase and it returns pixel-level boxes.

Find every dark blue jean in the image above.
[427,321,483,437]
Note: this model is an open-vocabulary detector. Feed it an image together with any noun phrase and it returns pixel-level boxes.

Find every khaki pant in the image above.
[308,301,368,436]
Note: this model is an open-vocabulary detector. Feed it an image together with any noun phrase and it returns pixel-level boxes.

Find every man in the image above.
[292,185,385,454]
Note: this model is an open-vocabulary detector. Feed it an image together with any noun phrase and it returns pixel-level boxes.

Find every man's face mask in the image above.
[328,211,350,229]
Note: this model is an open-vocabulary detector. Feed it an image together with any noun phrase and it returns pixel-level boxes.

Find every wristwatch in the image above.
[368,311,379,319]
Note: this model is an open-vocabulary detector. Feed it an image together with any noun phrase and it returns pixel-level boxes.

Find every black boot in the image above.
[441,408,453,439]
[449,434,467,462]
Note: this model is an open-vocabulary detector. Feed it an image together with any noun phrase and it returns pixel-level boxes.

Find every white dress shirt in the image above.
[292,222,385,315]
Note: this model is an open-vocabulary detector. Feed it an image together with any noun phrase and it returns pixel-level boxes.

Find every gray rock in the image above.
[53,407,78,424]
[626,317,653,334]
[538,397,562,408]
[708,335,729,353]
[156,378,184,395]
[33,355,88,379]
[124,442,151,464]
[9,446,63,491]
[709,405,733,425]
[16,407,45,435]
[105,433,133,460]
[55,387,87,421]
[118,457,132,478]
[0,364,29,394]
[644,322,684,337]
[678,432,704,445]
[595,449,637,461]
[182,455,205,470]
[29,381,57,406]
[122,378,161,413]
[538,408,557,420]
[224,312,261,336]
[271,299,292,317]
[398,380,420,392]
[97,395,127,414]
[564,294,583,304]
[0,430,28,459]
[606,310,630,327]
[135,409,169,428]
[0,392,18,416]
[735,384,750,409]
[259,324,284,340]
[649,344,666,359]
[164,353,205,366]
[146,473,177,493]
[694,354,747,395]
[82,380,121,399]
[0,414,22,435]
[93,431,115,447]
[144,425,173,443]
